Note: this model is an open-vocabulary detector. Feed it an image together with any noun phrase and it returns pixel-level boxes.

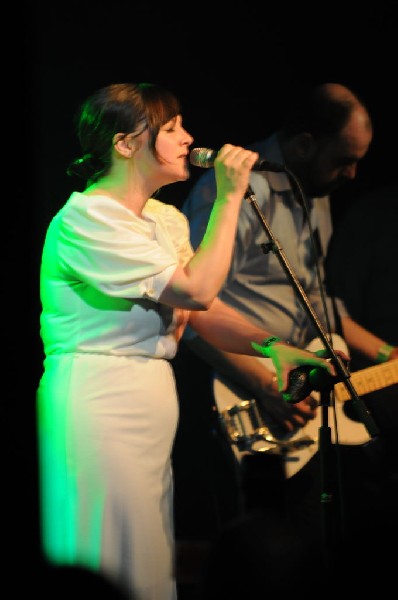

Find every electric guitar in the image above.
[213,334,398,479]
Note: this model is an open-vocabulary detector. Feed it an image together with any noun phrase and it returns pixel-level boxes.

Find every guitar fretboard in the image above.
[334,359,398,402]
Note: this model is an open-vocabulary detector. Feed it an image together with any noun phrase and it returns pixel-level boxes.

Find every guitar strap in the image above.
[255,176,345,343]
[310,199,345,343]
[330,295,344,338]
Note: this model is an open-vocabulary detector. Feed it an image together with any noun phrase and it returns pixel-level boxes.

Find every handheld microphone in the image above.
[189,147,285,173]
[282,366,338,404]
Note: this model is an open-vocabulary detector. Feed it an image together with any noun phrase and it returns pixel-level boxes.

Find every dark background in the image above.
[13,0,398,577]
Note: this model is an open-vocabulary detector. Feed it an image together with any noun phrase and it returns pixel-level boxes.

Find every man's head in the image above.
[279,83,373,198]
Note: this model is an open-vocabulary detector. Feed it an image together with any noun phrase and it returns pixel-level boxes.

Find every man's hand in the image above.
[257,389,317,436]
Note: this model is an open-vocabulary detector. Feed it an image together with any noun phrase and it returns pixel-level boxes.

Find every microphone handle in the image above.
[189,148,285,172]
[283,366,313,404]
[283,365,338,403]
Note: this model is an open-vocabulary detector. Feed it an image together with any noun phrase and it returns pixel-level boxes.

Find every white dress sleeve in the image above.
[54,193,191,301]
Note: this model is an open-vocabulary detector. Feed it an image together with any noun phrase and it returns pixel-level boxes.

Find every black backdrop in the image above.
[13,0,398,577]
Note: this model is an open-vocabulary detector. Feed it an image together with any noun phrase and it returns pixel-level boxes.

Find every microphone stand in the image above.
[244,180,379,565]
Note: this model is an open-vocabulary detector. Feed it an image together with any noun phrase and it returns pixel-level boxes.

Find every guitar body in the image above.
[213,334,398,479]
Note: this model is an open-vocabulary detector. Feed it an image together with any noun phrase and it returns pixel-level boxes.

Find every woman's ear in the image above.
[113,133,134,158]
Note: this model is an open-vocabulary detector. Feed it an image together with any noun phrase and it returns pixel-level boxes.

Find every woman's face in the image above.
[153,115,194,184]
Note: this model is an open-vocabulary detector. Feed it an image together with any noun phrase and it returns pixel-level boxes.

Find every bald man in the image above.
[182,83,378,435]
[175,83,396,551]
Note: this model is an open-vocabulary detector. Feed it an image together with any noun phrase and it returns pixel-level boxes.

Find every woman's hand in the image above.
[252,340,348,396]
[213,144,259,204]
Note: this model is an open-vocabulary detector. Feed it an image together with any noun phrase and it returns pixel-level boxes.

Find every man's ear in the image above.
[294,132,315,159]
[112,133,134,158]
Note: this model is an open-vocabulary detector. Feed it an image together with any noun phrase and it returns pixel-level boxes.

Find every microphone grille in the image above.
[189,147,216,168]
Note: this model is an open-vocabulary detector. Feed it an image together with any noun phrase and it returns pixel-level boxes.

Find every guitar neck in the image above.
[334,359,398,402]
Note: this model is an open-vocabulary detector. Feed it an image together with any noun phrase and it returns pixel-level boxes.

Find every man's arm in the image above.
[341,316,398,363]
[186,299,319,433]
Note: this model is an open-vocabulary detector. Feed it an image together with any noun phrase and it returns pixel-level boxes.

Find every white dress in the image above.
[37,193,194,600]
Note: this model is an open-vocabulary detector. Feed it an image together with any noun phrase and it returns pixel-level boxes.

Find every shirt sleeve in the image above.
[155,200,194,267]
